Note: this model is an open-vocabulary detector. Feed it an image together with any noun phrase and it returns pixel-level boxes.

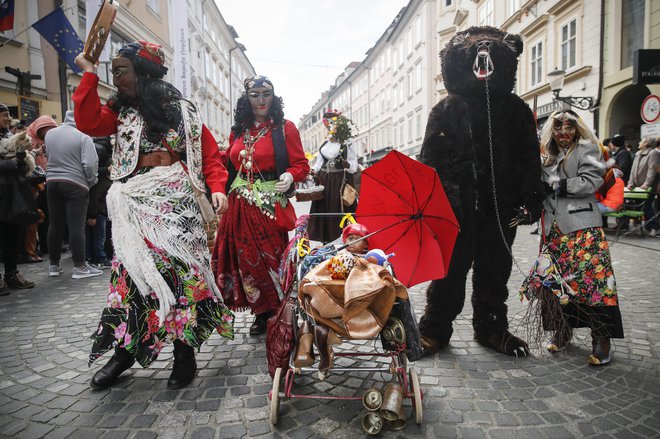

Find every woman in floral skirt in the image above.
[73,41,234,390]
[520,109,623,365]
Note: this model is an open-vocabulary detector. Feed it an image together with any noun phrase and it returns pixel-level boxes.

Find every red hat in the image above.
[342,223,369,244]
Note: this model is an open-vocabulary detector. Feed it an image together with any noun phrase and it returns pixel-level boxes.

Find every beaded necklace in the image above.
[239,125,270,188]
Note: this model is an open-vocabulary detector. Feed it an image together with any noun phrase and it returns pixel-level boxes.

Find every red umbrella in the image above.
[356,150,459,288]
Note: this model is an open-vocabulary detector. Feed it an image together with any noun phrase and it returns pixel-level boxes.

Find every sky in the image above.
[216,0,410,124]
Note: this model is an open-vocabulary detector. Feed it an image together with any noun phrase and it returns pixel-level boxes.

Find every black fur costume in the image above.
[418,26,544,356]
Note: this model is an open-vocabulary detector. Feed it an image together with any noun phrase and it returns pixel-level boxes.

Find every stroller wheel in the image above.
[410,368,423,424]
[269,367,282,424]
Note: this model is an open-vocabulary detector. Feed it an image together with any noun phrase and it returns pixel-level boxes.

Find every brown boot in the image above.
[314,324,341,380]
[588,336,611,366]
[293,321,315,368]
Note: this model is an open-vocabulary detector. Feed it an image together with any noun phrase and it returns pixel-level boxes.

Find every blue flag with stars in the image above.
[32,8,84,74]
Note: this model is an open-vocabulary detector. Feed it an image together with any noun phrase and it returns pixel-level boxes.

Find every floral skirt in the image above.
[89,241,235,367]
[520,222,623,338]
[212,193,288,315]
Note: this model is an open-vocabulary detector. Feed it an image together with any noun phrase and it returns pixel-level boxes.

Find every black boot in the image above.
[90,347,135,389]
[249,312,272,336]
[167,340,197,389]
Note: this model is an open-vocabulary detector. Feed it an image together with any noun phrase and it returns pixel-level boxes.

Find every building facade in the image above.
[184,0,255,146]
[298,0,437,164]
[0,0,256,140]
[599,0,660,145]
[300,0,660,163]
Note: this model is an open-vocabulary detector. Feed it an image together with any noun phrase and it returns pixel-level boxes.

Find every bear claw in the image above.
[475,330,530,357]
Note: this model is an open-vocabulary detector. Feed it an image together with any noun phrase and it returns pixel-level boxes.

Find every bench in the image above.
[603,188,653,237]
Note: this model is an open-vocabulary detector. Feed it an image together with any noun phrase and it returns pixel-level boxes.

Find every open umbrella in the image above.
[356,150,459,288]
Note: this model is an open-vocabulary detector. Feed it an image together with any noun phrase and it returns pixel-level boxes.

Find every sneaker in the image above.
[5,272,35,289]
[49,265,64,277]
[72,264,104,279]
[648,229,657,237]
[102,258,113,269]
[0,278,10,296]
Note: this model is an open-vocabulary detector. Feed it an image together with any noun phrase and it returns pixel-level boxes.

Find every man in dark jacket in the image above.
[0,102,36,295]
[611,134,632,185]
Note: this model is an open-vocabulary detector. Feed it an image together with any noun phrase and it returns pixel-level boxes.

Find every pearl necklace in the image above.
[239,125,270,188]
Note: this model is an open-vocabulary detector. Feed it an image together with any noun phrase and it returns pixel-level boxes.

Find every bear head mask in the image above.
[440,26,523,97]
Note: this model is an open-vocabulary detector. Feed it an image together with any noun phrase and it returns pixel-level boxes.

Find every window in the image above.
[621,0,645,69]
[416,112,422,139]
[398,78,404,105]
[147,0,159,15]
[399,119,404,145]
[478,0,494,26]
[507,0,519,17]
[415,61,422,92]
[445,0,452,6]
[414,15,422,46]
[530,41,543,86]
[406,71,413,98]
[408,117,413,143]
[560,19,577,70]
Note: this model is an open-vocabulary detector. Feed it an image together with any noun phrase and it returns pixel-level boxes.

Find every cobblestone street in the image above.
[1,214,659,438]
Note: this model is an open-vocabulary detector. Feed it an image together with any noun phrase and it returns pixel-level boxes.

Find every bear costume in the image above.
[418,26,544,356]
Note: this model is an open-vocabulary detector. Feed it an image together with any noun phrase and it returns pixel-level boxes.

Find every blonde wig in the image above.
[540,110,600,166]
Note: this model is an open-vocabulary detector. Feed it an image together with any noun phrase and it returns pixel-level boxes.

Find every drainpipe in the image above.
[593,0,605,136]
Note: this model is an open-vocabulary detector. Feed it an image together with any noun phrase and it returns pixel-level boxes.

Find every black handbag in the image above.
[380,299,423,362]
[0,171,40,225]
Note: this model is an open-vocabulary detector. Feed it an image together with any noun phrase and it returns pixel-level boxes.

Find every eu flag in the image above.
[32,8,84,74]
[0,0,14,31]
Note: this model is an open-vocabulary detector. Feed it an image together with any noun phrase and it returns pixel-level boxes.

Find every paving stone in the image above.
[0,225,659,438]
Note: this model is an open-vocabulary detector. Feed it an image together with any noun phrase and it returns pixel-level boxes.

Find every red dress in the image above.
[212,120,309,314]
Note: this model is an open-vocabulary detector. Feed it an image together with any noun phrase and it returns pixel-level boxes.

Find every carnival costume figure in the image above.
[212,76,309,336]
[73,41,234,390]
[308,110,358,242]
[520,109,624,365]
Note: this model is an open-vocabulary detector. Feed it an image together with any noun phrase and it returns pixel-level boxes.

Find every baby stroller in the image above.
[267,214,424,433]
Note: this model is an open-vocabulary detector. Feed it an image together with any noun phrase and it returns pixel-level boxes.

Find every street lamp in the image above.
[547,68,594,111]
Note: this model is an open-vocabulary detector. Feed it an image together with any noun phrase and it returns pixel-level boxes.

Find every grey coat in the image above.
[542,141,605,236]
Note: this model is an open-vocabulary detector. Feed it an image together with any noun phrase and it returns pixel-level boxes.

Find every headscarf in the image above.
[244,75,274,92]
[27,115,58,148]
[117,40,168,78]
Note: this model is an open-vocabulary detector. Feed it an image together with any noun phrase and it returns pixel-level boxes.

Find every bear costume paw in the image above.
[420,335,449,356]
[474,330,529,357]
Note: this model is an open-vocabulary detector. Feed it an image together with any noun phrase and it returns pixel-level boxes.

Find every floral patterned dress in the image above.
[520,222,624,338]
[89,111,234,368]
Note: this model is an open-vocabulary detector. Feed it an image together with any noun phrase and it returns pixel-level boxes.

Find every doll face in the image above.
[247,87,273,122]
[345,234,368,254]
[111,57,137,99]
[552,118,577,149]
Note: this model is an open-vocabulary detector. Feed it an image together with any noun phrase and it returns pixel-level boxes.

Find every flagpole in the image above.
[57,0,68,120]
[0,5,75,48]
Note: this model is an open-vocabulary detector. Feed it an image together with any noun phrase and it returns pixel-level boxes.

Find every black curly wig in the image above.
[231,92,285,138]
[108,56,184,143]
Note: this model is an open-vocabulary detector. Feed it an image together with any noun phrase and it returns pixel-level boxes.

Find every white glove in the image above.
[274,172,294,193]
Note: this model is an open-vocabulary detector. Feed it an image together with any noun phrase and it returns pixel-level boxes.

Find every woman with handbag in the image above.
[73,41,234,390]
[212,76,309,336]
[308,110,358,242]
[520,109,623,366]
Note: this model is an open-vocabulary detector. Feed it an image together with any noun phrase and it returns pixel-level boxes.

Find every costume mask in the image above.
[552,113,578,149]
[244,76,274,122]
[111,57,137,98]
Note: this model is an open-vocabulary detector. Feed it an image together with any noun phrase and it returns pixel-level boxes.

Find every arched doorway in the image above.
[608,84,650,149]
